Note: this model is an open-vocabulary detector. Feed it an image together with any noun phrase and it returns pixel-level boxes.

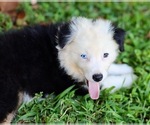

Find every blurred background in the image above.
[0,2,149,32]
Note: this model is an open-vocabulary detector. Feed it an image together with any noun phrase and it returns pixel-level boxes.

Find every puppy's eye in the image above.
[103,53,109,58]
[81,54,87,59]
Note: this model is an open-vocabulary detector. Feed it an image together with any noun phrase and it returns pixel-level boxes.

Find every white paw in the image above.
[101,73,137,93]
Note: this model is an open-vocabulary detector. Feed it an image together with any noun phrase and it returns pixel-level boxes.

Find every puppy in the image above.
[0,17,127,123]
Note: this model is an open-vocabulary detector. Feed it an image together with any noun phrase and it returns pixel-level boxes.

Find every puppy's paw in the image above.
[101,73,137,93]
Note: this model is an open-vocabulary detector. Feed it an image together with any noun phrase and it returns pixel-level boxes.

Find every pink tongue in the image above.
[88,81,100,100]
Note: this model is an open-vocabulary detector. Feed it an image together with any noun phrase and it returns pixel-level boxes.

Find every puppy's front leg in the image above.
[101,73,137,93]
[108,63,133,75]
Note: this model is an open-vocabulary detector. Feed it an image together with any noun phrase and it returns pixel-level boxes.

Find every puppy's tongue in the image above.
[88,81,100,100]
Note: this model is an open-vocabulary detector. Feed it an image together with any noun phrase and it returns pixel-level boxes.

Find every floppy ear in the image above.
[57,22,72,49]
[113,27,126,52]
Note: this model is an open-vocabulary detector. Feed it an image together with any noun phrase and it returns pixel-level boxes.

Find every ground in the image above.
[0,2,150,123]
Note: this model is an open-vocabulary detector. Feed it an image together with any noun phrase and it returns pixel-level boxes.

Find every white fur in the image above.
[101,63,137,92]
[23,92,32,103]
[108,63,133,75]
[58,17,119,84]
[57,17,136,95]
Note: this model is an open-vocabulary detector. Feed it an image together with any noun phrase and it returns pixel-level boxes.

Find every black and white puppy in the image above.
[0,17,128,123]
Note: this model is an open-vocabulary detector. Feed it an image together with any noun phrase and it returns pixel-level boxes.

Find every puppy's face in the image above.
[57,17,125,99]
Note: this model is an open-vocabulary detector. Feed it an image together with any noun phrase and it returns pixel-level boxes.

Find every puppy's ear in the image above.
[57,22,72,49]
[113,27,126,52]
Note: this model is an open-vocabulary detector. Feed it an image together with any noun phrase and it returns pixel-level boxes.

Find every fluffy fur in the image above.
[0,17,135,123]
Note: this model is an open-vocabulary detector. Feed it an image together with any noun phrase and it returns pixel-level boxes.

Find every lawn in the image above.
[0,2,150,123]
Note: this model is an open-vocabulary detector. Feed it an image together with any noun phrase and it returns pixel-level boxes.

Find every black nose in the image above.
[92,74,103,82]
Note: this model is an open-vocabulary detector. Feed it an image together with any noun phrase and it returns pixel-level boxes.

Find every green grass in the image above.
[0,2,150,123]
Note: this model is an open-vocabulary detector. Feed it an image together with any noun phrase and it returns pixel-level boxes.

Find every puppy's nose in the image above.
[92,74,103,82]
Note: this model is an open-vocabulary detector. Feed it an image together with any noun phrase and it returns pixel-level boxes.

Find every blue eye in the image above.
[81,54,87,59]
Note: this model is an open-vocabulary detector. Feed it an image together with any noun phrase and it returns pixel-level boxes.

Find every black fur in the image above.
[113,27,126,51]
[0,23,87,122]
[57,22,72,48]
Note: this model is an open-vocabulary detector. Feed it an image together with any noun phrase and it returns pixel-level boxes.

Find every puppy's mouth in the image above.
[85,79,100,100]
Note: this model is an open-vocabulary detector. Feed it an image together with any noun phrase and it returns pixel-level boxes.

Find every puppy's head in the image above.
[57,17,125,99]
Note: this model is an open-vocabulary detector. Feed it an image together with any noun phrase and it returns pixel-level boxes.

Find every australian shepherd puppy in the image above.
[0,17,134,123]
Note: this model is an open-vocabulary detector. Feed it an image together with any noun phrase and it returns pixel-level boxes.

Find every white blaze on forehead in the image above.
[70,17,114,41]
[68,17,118,56]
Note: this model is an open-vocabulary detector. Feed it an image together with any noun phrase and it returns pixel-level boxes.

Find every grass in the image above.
[0,2,150,123]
